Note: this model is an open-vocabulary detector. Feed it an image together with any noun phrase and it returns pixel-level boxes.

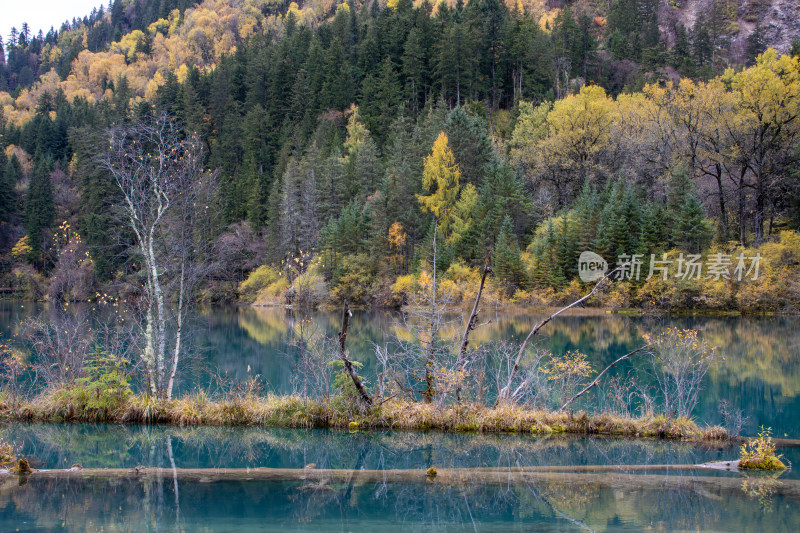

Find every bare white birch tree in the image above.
[101,113,216,399]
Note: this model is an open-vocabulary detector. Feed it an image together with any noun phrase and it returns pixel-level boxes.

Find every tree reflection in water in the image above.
[1,424,800,531]
[2,469,800,531]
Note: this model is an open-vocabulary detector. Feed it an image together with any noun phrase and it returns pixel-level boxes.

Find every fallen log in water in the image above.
[2,464,797,498]
[759,437,800,448]
[468,461,741,473]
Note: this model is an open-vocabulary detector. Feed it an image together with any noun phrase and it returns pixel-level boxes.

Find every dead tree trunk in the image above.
[338,300,372,406]
[423,224,438,404]
[455,257,492,403]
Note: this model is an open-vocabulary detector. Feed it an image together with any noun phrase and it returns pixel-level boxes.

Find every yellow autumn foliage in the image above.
[0,0,329,127]
[418,132,462,240]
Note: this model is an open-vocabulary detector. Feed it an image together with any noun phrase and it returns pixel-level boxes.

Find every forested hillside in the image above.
[1,0,799,312]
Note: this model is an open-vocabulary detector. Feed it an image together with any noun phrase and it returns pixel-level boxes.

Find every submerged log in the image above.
[3,464,797,498]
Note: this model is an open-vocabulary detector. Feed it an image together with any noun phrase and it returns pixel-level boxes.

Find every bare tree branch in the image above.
[560,344,652,411]
[455,255,492,403]
[100,112,217,399]
[497,267,620,404]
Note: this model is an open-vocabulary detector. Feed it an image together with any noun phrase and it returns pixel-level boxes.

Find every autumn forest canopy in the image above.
[1,0,800,312]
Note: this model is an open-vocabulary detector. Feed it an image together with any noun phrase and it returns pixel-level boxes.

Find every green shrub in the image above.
[0,438,15,464]
[53,352,132,418]
[329,359,368,416]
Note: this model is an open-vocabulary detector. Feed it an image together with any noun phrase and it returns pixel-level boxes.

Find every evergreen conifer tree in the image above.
[0,150,16,222]
[25,157,54,267]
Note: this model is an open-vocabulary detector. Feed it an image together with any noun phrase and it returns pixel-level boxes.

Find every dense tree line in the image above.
[1,0,204,93]
[0,0,799,307]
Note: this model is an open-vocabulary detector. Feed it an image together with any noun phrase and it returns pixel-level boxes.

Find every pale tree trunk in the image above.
[454,258,492,403]
[338,300,372,406]
[423,225,437,404]
[167,257,185,400]
[103,114,212,401]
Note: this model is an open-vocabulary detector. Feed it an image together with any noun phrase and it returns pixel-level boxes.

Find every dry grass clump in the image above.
[9,457,31,474]
[0,391,726,443]
[333,398,722,441]
[171,391,324,428]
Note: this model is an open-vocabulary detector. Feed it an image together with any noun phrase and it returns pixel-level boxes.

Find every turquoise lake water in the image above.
[3,469,799,532]
[2,303,800,531]
[1,424,800,532]
[2,302,800,436]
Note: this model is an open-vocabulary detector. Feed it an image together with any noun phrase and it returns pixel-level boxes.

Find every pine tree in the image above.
[402,26,427,113]
[692,16,714,74]
[434,13,476,106]
[322,36,355,110]
[637,203,664,256]
[444,106,496,188]
[672,23,693,73]
[676,193,709,253]
[241,104,272,226]
[494,215,525,296]
[317,147,347,223]
[340,106,381,201]
[745,24,767,66]
[25,157,55,267]
[597,178,640,263]
[475,161,528,252]
[543,218,565,288]
[552,6,581,85]
[573,182,601,251]
[72,127,123,281]
[363,56,401,146]
[508,14,552,102]
[476,0,509,109]
[667,167,711,252]
[0,149,15,223]
[556,216,578,280]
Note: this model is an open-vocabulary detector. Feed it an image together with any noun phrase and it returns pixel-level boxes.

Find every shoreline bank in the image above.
[1,394,730,443]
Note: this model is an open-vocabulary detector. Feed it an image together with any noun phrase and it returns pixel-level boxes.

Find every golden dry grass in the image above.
[0,389,726,442]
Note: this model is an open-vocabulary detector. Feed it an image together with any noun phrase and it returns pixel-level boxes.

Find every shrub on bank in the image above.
[735,231,800,312]
[329,253,379,307]
[239,265,281,304]
[37,353,132,422]
[235,230,800,313]
[253,277,289,306]
[739,427,787,470]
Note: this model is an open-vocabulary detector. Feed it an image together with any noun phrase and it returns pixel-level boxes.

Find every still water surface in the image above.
[1,424,799,532]
[2,302,799,436]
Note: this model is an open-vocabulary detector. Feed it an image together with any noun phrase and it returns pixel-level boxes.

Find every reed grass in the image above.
[0,388,727,442]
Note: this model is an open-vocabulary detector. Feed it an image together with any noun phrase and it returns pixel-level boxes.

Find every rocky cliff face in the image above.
[756,0,800,51]
[666,0,799,56]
